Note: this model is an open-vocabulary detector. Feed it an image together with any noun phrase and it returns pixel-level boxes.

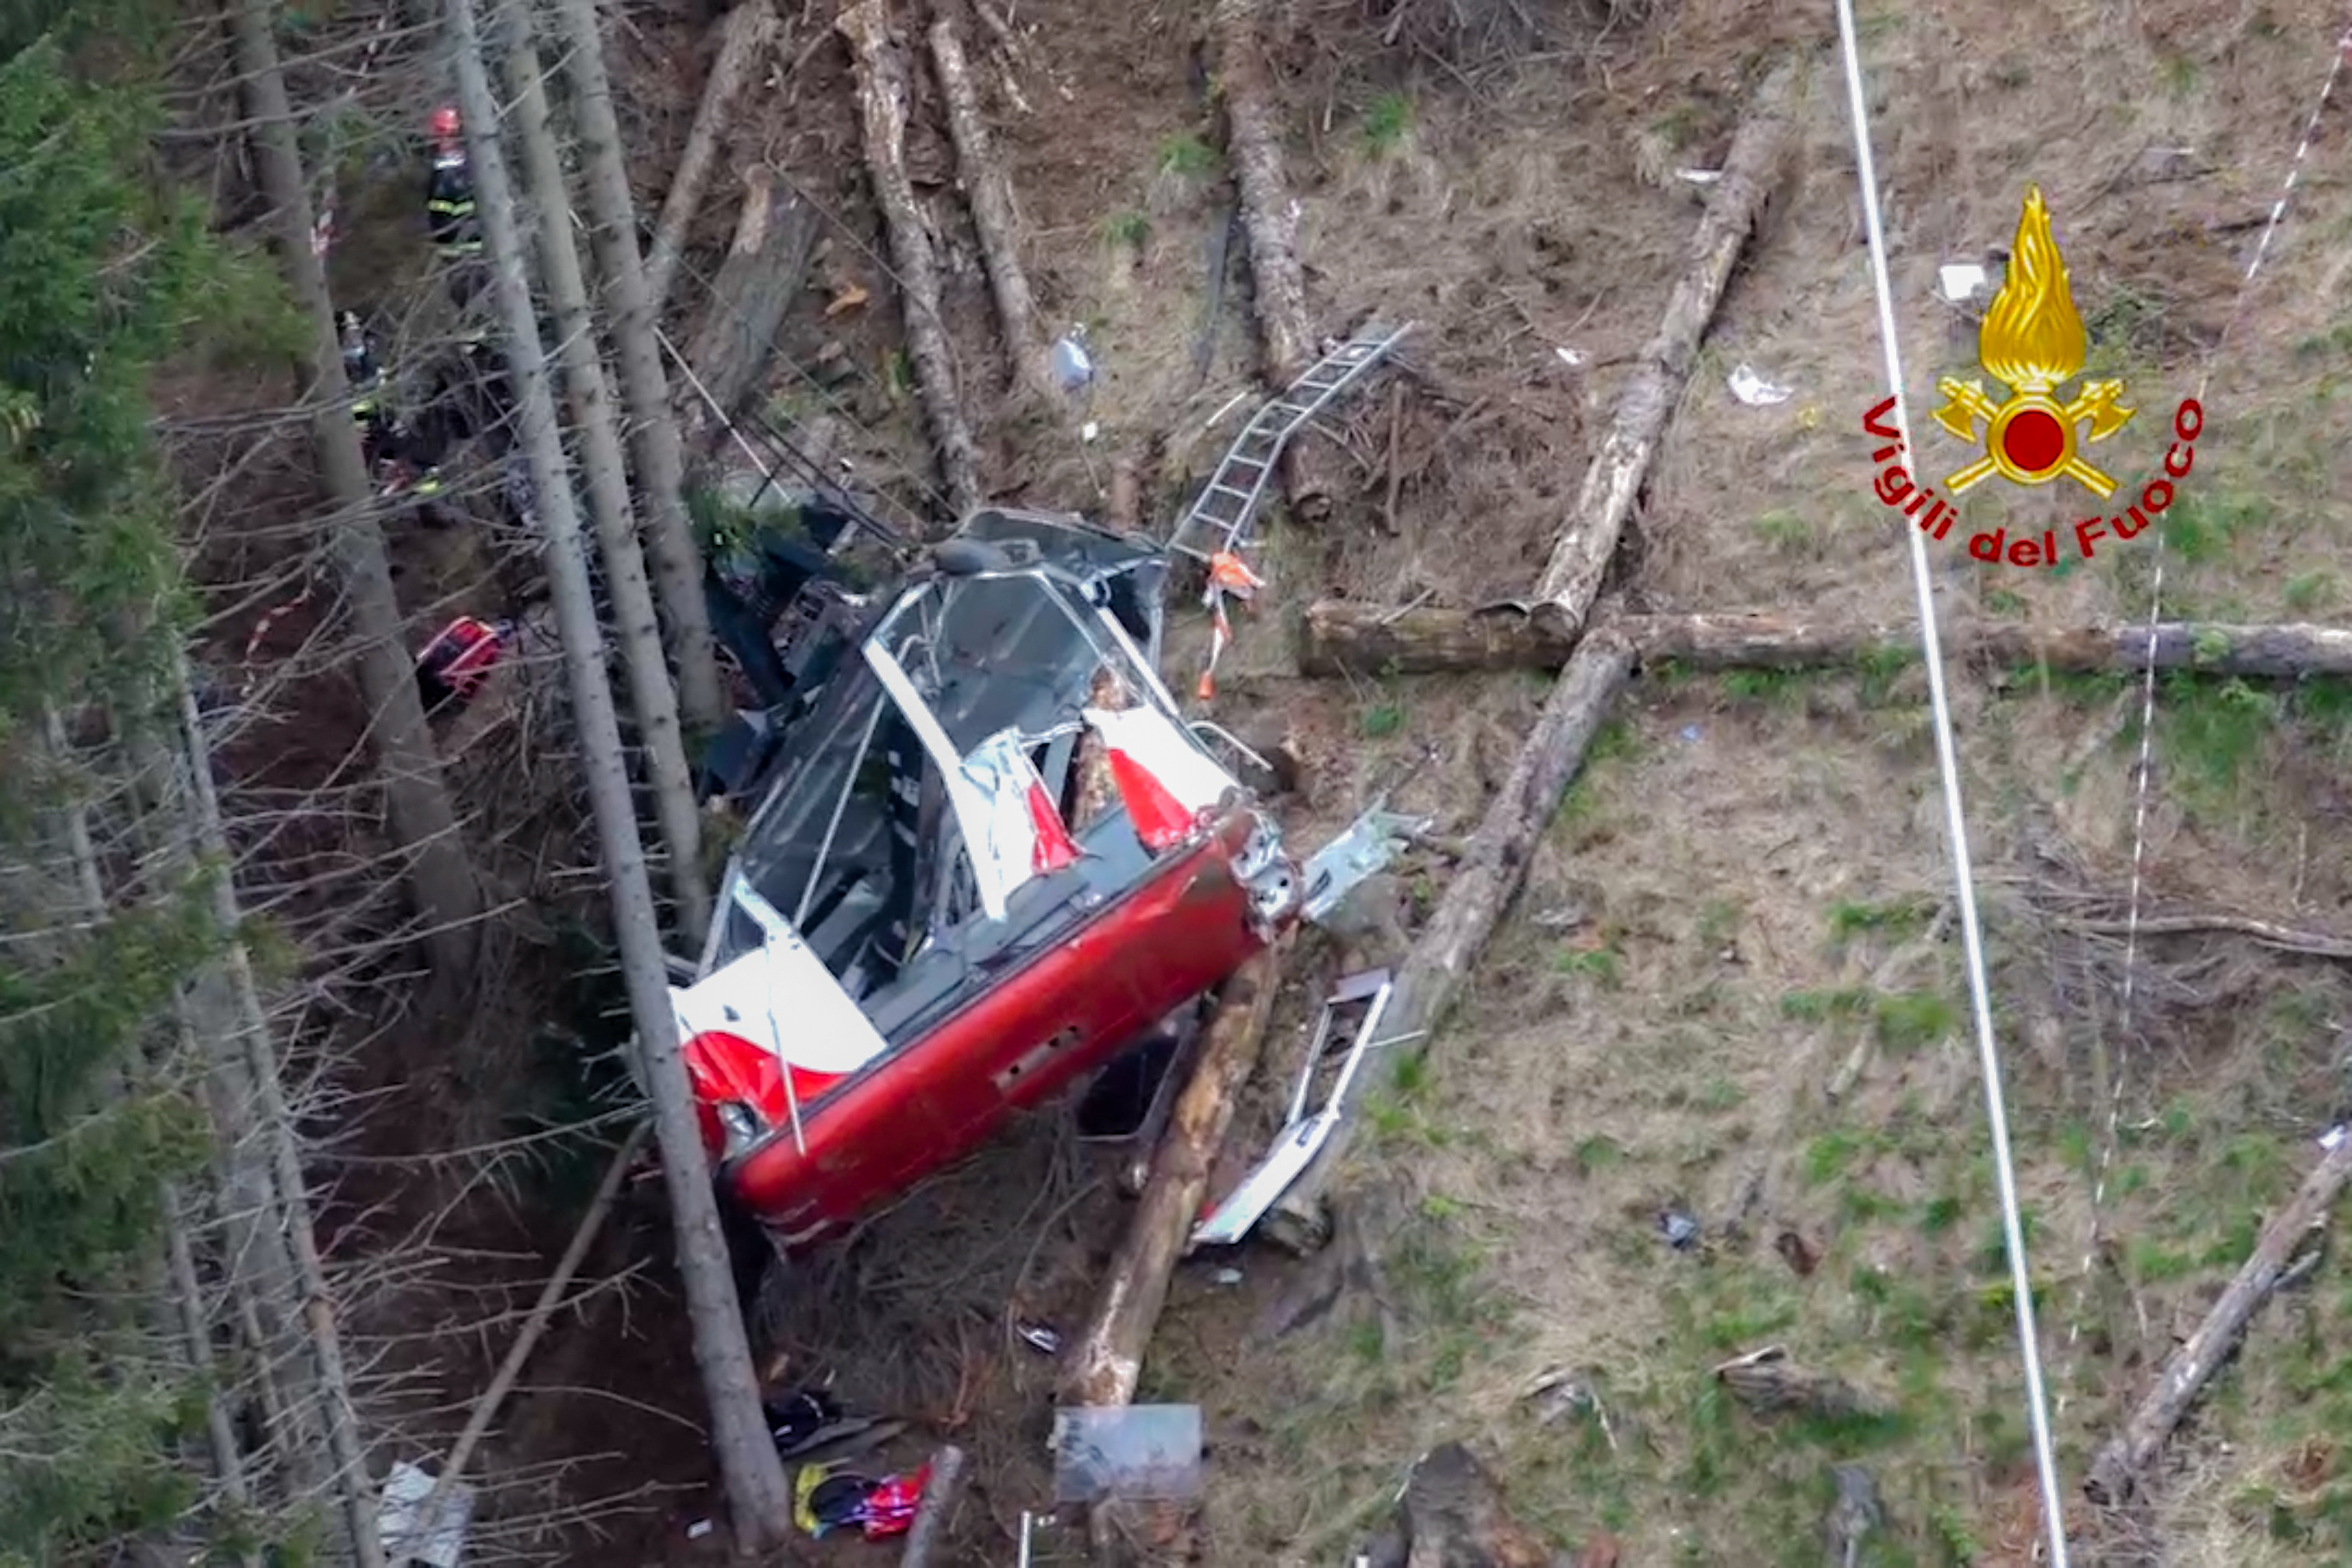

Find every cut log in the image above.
[1269,630,1636,1250]
[927,10,1045,395]
[1528,56,1802,627]
[1824,1464,1883,1568]
[2084,1137,2352,1506]
[839,0,985,519]
[1388,1443,1554,1568]
[1298,606,2352,681]
[896,1443,967,1568]
[676,166,820,444]
[1059,946,1283,1407]
[1208,0,1348,523]
[645,0,783,318]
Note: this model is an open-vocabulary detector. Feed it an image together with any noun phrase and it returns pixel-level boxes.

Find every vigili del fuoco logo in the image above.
[1861,185,2204,569]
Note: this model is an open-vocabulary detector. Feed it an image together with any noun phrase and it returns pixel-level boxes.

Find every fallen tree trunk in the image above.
[839,0,985,519]
[2085,1136,2352,1506]
[1527,56,1801,627]
[393,1122,652,1564]
[645,0,781,317]
[927,9,1044,396]
[676,167,820,444]
[895,1444,967,1568]
[1208,0,1348,523]
[1059,946,1282,1407]
[1269,630,1636,1248]
[1298,606,2352,680]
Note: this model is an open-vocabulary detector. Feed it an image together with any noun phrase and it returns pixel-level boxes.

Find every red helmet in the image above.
[429,104,461,140]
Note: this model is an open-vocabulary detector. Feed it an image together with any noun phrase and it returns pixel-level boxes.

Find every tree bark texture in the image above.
[172,654,386,1568]
[926,10,1044,395]
[1270,631,1636,1243]
[498,0,710,951]
[231,0,480,983]
[1208,0,1348,523]
[839,0,985,519]
[894,1444,968,1568]
[1384,1443,1556,1568]
[551,0,732,742]
[1298,606,2352,681]
[444,3,796,1546]
[1530,56,1801,626]
[1059,947,1282,1408]
[676,167,819,440]
[644,0,781,317]
[2084,1137,2352,1506]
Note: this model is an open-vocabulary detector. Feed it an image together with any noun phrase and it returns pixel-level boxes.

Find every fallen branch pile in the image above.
[1298,606,2352,680]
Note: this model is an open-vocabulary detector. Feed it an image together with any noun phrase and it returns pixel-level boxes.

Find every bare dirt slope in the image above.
[472,0,2352,1561]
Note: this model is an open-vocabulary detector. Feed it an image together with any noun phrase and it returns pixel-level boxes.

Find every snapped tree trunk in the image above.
[676,167,820,443]
[926,8,1044,396]
[496,0,710,951]
[1296,607,2352,681]
[1528,56,1801,627]
[551,0,732,743]
[1060,947,1282,1408]
[1208,0,1348,522]
[2085,1137,2352,1505]
[231,0,480,983]
[1269,632,1635,1247]
[644,0,781,317]
[839,0,985,519]
[444,6,796,1546]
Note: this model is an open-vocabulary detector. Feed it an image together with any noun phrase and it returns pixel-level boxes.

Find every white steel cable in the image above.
[1829,8,2072,1565]
[2060,11,2352,1424]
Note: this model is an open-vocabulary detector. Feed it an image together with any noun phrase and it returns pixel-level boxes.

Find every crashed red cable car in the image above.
[664,509,1367,1264]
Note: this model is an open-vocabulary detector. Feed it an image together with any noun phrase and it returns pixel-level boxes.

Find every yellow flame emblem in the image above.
[1933,186,2133,497]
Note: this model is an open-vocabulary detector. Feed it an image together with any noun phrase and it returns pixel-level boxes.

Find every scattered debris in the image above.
[1937,261,1988,302]
[1713,1345,1893,1420]
[791,1458,931,1540]
[1774,1228,1821,1277]
[1300,811,1429,926]
[1676,167,1723,185]
[825,283,870,316]
[685,1516,715,1541]
[1378,1443,1555,1568]
[1531,900,1590,933]
[1211,1267,1245,1286]
[1520,1366,1614,1448]
[1192,968,1394,1249]
[1679,723,1704,743]
[1658,1208,1701,1251]
[378,1460,475,1568]
[1050,1404,1204,1504]
[1727,363,1793,406]
[1554,345,1588,368]
[1824,1463,1882,1568]
[1051,325,1094,393]
[1017,1322,1064,1356]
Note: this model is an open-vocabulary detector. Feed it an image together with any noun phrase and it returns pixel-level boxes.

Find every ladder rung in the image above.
[1208,483,1254,500]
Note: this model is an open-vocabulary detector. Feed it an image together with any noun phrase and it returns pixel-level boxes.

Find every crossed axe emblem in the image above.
[1931,374,2134,499]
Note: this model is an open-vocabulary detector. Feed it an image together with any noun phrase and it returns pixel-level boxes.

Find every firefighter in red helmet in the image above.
[426,104,485,308]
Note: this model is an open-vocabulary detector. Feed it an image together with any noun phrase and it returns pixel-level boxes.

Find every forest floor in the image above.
[204,0,2352,1560]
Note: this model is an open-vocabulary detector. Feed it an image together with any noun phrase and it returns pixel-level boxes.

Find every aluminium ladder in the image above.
[1165,320,1415,563]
